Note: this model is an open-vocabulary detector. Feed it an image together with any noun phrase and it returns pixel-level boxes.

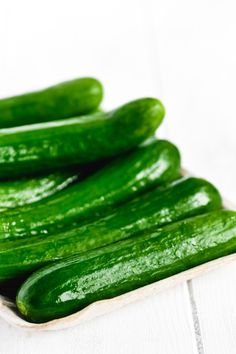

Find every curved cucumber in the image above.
[0,172,80,212]
[0,177,222,282]
[0,98,165,178]
[16,210,236,323]
[0,139,180,240]
[0,78,103,128]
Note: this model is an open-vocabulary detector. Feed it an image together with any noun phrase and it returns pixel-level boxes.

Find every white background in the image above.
[0,0,236,353]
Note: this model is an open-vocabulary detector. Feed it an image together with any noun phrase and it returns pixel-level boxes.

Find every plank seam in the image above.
[187,280,205,354]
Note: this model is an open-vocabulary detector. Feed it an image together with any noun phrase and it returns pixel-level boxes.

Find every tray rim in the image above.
[0,176,235,331]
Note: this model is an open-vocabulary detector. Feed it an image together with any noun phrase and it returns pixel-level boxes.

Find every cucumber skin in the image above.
[0,177,222,282]
[0,98,165,178]
[0,139,180,240]
[0,172,79,212]
[16,210,236,323]
[0,78,103,128]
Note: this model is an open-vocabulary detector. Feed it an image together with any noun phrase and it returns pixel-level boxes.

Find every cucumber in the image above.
[0,177,222,282]
[0,98,165,178]
[16,210,236,323]
[0,172,80,212]
[0,139,180,240]
[0,78,103,128]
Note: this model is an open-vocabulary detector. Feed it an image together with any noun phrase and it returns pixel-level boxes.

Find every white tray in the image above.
[0,192,235,331]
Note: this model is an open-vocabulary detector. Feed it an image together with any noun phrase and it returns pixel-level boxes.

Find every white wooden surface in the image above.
[0,0,236,352]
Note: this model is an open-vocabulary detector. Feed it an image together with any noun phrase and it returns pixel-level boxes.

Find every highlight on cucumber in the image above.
[0,76,234,325]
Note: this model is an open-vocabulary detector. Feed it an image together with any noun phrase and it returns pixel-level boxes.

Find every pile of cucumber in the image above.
[0,77,235,323]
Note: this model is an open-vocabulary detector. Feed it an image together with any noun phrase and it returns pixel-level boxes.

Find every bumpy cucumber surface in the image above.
[0,78,103,128]
[0,98,165,178]
[0,177,222,282]
[0,172,80,212]
[16,210,236,323]
[0,139,180,240]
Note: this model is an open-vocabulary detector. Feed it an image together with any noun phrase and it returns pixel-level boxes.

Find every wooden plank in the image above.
[191,263,236,354]
[0,2,197,353]
[148,2,236,353]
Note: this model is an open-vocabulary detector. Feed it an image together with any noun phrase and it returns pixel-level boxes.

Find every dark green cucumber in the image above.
[0,177,222,282]
[0,139,180,240]
[0,98,165,178]
[0,172,80,212]
[16,210,236,323]
[0,78,103,128]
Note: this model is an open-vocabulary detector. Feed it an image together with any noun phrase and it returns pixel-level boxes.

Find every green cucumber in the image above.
[0,78,103,128]
[0,98,165,178]
[16,210,236,323]
[0,177,222,282]
[0,172,80,212]
[0,139,180,240]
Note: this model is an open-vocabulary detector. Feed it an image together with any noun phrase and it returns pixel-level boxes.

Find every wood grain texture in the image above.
[192,262,236,354]
[0,0,236,352]
[152,2,236,353]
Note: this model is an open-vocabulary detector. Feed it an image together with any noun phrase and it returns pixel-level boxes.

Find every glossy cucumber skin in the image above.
[0,98,165,178]
[0,78,103,128]
[16,210,236,323]
[0,177,222,282]
[0,139,180,240]
[0,172,80,212]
